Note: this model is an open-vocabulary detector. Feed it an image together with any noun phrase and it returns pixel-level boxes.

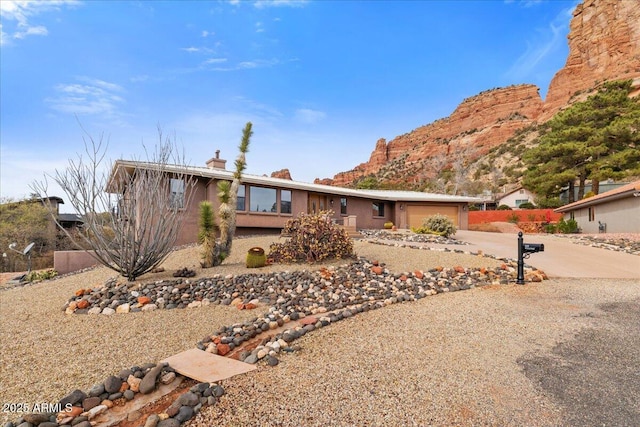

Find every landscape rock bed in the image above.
[359,229,469,245]
[12,249,545,427]
[62,251,540,317]
[4,362,224,427]
[557,234,640,256]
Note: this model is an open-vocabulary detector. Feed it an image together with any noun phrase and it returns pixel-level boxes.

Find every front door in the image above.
[308,193,326,214]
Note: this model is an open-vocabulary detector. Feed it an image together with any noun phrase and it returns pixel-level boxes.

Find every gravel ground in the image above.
[0,236,503,424]
[187,278,640,427]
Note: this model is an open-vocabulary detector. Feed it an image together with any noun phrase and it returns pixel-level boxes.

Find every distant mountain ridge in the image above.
[315,0,640,191]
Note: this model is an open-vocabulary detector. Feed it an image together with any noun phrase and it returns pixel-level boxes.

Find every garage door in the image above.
[407,205,459,228]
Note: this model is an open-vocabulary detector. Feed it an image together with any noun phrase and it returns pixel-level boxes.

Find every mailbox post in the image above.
[516,231,544,284]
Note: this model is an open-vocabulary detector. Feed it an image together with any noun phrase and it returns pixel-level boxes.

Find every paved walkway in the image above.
[447,231,640,279]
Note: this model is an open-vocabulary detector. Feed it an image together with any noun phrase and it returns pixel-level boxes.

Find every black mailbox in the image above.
[523,243,544,253]
[517,232,544,284]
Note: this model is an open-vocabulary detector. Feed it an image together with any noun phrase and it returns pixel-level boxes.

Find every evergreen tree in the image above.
[524,80,640,201]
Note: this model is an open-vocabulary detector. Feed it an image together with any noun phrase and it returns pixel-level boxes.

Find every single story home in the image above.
[554,180,640,233]
[109,152,481,245]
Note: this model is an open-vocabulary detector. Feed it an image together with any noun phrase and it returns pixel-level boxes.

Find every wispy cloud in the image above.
[0,0,79,45]
[505,2,578,80]
[504,0,544,7]
[253,0,308,9]
[204,58,227,64]
[211,58,280,71]
[46,76,125,117]
[255,21,264,33]
[295,108,326,124]
[181,46,214,54]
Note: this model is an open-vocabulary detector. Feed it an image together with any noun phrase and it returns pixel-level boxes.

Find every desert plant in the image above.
[24,269,58,282]
[269,211,354,263]
[209,122,252,266]
[31,126,196,281]
[198,201,217,268]
[544,223,557,233]
[246,247,267,268]
[413,214,457,238]
[557,218,579,234]
[507,213,521,224]
[383,221,394,229]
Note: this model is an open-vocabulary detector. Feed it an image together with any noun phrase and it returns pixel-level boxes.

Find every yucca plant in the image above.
[198,201,217,268]
[209,122,252,266]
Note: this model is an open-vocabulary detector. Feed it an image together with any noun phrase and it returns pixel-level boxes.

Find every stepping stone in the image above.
[161,348,256,383]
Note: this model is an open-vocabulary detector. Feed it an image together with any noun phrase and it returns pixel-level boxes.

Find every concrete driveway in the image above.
[451,230,640,279]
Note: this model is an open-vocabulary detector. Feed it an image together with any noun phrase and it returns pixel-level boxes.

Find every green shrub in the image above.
[507,213,521,224]
[557,218,579,234]
[497,204,512,210]
[412,214,457,238]
[246,247,267,268]
[269,211,354,263]
[544,223,557,233]
[519,202,536,209]
[25,269,58,282]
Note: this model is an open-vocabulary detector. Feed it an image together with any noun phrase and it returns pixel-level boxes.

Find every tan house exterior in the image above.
[497,186,536,209]
[554,180,640,233]
[110,156,481,246]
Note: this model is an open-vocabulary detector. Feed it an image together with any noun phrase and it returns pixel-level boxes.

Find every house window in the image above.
[515,199,529,208]
[237,185,246,211]
[250,186,277,213]
[588,207,595,222]
[340,197,347,215]
[372,201,385,217]
[281,190,292,214]
[170,178,185,209]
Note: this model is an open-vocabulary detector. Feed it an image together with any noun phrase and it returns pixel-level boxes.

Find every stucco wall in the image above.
[499,189,535,208]
[54,251,98,274]
[567,196,640,233]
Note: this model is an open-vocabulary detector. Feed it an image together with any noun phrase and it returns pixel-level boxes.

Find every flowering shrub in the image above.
[269,211,354,263]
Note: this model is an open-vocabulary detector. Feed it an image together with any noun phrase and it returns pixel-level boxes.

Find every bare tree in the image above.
[31,127,196,281]
[210,122,252,266]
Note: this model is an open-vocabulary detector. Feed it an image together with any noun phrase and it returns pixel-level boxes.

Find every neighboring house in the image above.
[554,180,640,233]
[496,187,536,209]
[39,197,84,230]
[109,152,481,245]
[559,180,629,204]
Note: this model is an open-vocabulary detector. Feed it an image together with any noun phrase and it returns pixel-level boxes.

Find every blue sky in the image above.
[1,0,579,210]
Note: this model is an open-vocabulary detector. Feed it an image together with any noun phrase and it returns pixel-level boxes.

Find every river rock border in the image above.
[4,362,224,427]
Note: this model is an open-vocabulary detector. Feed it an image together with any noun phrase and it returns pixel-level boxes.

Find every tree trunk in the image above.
[568,181,575,203]
[591,180,600,195]
[577,174,586,200]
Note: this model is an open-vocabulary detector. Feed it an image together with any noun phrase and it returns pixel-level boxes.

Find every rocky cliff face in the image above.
[270,169,292,180]
[316,84,543,187]
[316,0,640,188]
[541,0,640,120]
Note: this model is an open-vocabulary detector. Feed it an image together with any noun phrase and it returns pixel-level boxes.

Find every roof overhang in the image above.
[108,159,482,204]
[555,189,639,212]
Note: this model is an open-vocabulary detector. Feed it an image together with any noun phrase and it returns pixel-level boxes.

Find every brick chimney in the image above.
[206,150,227,170]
